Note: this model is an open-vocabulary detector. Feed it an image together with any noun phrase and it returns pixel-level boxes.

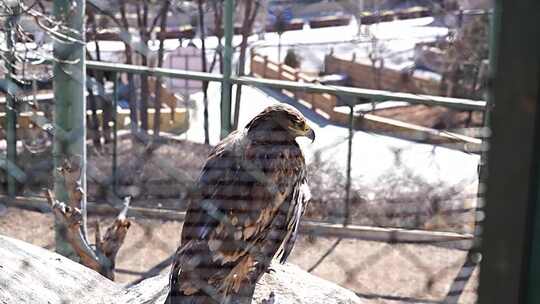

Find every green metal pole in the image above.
[527,0,540,299]
[469,2,502,295]
[220,0,234,139]
[483,3,501,139]
[345,106,354,225]
[529,161,540,302]
[344,105,354,226]
[4,9,18,198]
[478,1,540,303]
[53,0,86,258]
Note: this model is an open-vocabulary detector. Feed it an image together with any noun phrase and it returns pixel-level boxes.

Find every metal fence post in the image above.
[112,73,118,196]
[220,0,234,139]
[345,104,354,226]
[478,1,540,303]
[4,9,17,198]
[52,0,86,258]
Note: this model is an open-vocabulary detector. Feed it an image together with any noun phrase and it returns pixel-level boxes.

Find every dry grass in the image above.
[0,134,479,302]
[307,150,477,234]
[0,207,478,303]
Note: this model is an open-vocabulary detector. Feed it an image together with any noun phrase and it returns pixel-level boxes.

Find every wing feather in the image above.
[276,177,311,264]
[171,128,311,302]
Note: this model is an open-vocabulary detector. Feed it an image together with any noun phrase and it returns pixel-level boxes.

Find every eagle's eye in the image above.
[294,119,309,131]
[293,119,305,129]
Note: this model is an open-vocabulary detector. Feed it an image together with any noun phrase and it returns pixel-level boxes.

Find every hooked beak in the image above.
[306,127,315,143]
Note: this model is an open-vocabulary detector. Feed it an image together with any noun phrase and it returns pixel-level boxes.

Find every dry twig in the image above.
[46,158,132,280]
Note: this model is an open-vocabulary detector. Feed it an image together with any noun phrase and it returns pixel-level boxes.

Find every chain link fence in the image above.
[0,1,489,303]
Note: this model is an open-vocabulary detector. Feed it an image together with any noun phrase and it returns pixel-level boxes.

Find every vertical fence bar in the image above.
[478,1,540,303]
[528,150,540,302]
[112,73,118,196]
[526,0,540,300]
[4,11,17,198]
[451,4,504,304]
[220,0,234,139]
[344,104,354,226]
[53,0,86,258]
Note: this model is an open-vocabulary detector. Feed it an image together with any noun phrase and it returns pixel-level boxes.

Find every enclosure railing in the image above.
[85,58,487,226]
[2,55,486,302]
[2,58,488,234]
[87,60,487,111]
[1,56,486,246]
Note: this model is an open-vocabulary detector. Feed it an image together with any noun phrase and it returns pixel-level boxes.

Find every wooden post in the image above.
[263,55,269,78]
[293,71,299,99]
[249,49,255,76]
[52,0,86,259]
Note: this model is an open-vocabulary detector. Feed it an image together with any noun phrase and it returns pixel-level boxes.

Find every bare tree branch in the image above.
[47,158,132,280]
[46,189,106,273]
[86,0,123,28]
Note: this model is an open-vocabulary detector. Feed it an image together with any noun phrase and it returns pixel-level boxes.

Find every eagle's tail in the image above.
[166,241,260,304]
[166,241,222,304]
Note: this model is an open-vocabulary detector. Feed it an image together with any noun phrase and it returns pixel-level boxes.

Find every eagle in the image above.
[166,104,315,304]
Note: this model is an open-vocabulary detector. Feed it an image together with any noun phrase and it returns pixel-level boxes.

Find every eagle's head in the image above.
[245,104,315,142]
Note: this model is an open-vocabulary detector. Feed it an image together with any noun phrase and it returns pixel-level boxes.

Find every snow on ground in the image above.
[88,17,476,187]
[251,17,448,72]
[88,16,448,75]
[180,17,478,188]
[183,82,479,188]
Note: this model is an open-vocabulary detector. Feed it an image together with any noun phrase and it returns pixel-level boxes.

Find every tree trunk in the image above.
[212,1,224,74]
[119,0,139,135]
[153,0,172,138]
[89,9,112,144]
[85,81,101,149]
[199,0,210,144]
[86,8,101,149]
[137,1,150,133]
[232,0,260,130]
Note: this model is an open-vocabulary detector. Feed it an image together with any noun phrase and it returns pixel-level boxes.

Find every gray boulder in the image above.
[0,235,362,304]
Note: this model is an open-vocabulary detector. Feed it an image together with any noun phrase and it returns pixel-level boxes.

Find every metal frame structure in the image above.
[86,59,487,230]
[87,60,486,111]
[5,0,540,302]
[86,1,540,302]
[51,0,87,257]
[478,1,540,304]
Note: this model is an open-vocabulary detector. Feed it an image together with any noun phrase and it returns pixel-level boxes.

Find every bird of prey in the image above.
[166,104,315,304]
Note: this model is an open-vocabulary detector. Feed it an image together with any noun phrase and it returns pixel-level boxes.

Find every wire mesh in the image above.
[0,1,490,304]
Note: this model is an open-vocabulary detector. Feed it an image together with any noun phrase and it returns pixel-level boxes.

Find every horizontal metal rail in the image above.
[1,195,474,251]
[235,76,486,111]
[86,60,486,111]
[87,60,224,82]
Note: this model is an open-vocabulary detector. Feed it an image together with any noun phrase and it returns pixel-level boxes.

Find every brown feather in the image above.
[167,105,312,304]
